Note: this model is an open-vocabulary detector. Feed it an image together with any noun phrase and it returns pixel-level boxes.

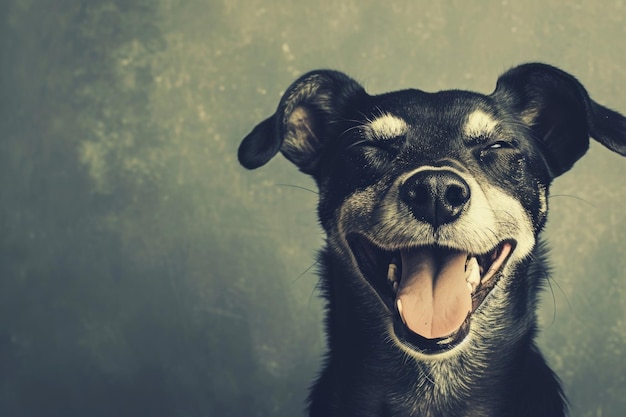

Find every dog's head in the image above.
[239,64,626,358]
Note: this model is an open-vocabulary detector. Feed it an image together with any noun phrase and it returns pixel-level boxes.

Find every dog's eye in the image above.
[479,140,516,163]
[346,139,398,170]
[486,141,512,150]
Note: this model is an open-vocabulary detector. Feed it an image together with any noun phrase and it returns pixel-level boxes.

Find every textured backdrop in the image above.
[1,1,625,416]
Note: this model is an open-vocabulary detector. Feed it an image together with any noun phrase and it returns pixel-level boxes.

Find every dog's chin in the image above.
[347,234,516,356]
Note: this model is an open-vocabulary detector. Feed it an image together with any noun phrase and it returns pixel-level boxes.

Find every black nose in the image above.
[400,170,470,227]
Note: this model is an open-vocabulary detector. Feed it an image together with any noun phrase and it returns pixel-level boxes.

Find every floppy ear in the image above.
[492,63,626,177]
[238,70,365,175]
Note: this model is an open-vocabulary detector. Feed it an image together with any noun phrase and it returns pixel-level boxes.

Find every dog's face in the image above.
[239,64,626,360]
[319,95,548,356]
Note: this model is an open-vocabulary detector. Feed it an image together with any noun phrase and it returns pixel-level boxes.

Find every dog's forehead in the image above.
[363,90,499,140]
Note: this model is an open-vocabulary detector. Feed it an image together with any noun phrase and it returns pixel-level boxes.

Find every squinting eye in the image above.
[348,137,399,152]
[479,140,516,162]
[487,141,512,150]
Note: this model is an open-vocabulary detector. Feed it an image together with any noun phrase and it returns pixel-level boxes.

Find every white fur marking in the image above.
[368,114,408,140]
[464,110,498,138]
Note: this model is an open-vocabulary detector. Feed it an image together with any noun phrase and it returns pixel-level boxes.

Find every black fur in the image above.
[238,63,626,417]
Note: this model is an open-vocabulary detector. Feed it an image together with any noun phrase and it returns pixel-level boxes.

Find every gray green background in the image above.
[1,1,625,416]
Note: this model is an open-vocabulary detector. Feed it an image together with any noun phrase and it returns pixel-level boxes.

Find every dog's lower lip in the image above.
[348,235,516,353]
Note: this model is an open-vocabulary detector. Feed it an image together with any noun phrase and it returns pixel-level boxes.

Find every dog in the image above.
[238,63,626,417]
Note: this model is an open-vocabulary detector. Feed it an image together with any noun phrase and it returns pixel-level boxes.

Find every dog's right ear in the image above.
[238,71,365,175]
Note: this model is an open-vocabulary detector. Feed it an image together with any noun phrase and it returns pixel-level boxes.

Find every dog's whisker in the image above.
[346,139,371,150]
[275,183,319,195]
[339,124,367,139]
[543,273,559,328]
[293,260,320,284]
[548,194,595,207]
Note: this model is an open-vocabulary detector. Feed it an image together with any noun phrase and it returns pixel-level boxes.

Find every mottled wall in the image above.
[0,1,625,416]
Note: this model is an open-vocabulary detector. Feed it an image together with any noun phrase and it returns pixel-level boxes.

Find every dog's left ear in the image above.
[238,70,365,175]
[492,63,626,177]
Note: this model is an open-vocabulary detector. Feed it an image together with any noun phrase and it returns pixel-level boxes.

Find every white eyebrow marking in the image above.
[464,110,498,138]
[367,113,408,140]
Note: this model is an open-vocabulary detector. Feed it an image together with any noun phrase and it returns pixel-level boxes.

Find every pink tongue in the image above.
[395,247,472,340]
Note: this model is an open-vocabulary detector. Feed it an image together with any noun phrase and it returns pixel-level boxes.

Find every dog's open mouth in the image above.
[348,236,515,354]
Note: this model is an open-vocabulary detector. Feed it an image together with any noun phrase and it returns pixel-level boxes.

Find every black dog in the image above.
[238,63,626,417]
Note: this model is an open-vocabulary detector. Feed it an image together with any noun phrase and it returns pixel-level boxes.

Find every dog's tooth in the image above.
[464,257,478,280]
[465,257,480,293]
[387,262,399,283]
[393,281,398,293]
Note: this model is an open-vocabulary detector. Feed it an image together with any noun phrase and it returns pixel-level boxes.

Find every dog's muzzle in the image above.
[346,168,518,353]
